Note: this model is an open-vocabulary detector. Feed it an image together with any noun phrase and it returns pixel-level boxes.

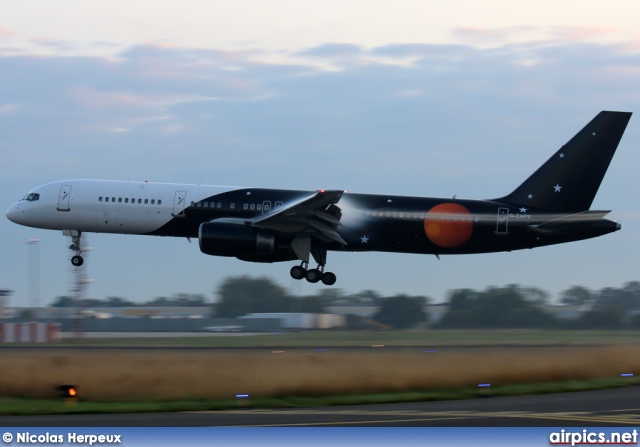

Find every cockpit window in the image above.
[21,193,40,202]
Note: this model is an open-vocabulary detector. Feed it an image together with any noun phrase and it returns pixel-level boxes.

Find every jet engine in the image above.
[198,222,278,257]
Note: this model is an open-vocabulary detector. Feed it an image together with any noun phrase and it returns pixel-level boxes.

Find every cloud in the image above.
[1,37,639,189]
[67,86,150,111]
[298,43,363,58]
[453,25,618,48]
[0,26,13,37]
[548,26,616,41]
[0,103,18,114]
[29,36,75,52]
[371,43,476,59]
[2,33,640,306]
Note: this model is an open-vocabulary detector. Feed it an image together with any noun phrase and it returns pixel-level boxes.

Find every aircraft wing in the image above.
[251,190,346,245]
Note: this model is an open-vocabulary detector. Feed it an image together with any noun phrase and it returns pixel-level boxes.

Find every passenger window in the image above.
[118,198,122,203]
[125,198,129,203]
[112,197,116,203]
[230,203,235,209]
[250,204,255,210]
[217,202,221,208]
[158,200,162,205]
[257,204,262,210]
[204,202,209,208]
[151,199,155,204]
[99,197,103,202]
[197,202,201,207]
[243,204,248,210]
[144,199,148,204]
[138,199,142,204]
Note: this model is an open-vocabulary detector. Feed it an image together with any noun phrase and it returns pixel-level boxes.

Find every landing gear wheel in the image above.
[290,265,306,280]
[305,268,322,283]
[321,272,337,286]
[68,231,84,266]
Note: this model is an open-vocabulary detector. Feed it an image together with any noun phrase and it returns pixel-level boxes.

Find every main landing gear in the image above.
[68,231,84,266]
[290,262,337,286]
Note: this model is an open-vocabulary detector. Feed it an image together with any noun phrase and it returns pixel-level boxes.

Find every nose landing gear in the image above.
[67,231,84,266]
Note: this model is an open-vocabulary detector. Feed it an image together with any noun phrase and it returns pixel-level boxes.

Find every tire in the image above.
[305,268,321,283]
[322,272,337,286]
[71,255,84,267]
[290,265,306,280]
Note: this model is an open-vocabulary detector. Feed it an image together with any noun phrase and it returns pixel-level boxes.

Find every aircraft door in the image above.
[172,191,187,217]
[57,185,72,211]
[496,207,509,235]
[262,201,271,215]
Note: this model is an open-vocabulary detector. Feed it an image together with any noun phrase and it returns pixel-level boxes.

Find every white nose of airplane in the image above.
[6,203,22,224]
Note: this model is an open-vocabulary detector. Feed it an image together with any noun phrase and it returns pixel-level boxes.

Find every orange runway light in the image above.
[56,385,79,399]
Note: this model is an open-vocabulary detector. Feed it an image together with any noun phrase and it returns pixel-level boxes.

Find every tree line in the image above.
[51,293,208,308]
[48,277,640,330]
[435,283,640,330]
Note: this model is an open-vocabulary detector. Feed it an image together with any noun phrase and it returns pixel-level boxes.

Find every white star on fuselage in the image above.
[519,207,527,213]
[527,194,533,199]
[360,235,369,243]
[554,184,562,192]
[246,192,251,195]
[559,153,564,158]
[387,199,392,203]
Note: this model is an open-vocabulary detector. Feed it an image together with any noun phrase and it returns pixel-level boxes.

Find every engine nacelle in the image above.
[198,222,277,257]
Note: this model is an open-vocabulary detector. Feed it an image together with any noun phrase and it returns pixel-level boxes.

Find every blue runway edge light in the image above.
[236,394,250,399]
[478,384,491,387]
[621,374,634,377]
[425,350,438,353]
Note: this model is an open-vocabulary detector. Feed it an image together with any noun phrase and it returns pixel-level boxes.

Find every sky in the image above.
[2,1,640,306]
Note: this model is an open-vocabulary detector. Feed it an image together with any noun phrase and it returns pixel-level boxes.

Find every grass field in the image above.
[1,345,638,401]
[1,377,637,416]
[1,330,639,415]
[51,329,640,347]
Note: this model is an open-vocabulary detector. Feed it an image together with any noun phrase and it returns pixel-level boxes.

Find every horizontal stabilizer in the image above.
[529,210,613,235]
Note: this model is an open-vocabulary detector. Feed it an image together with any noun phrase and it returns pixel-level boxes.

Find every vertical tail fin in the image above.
[495,111,632,212]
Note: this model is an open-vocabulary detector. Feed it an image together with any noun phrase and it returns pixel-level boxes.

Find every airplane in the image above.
[6,111,632,286]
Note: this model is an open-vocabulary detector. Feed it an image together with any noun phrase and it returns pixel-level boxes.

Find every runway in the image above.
[1,387,638,427]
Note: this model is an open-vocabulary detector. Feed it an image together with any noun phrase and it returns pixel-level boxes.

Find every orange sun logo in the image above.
[424,203,473,248]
